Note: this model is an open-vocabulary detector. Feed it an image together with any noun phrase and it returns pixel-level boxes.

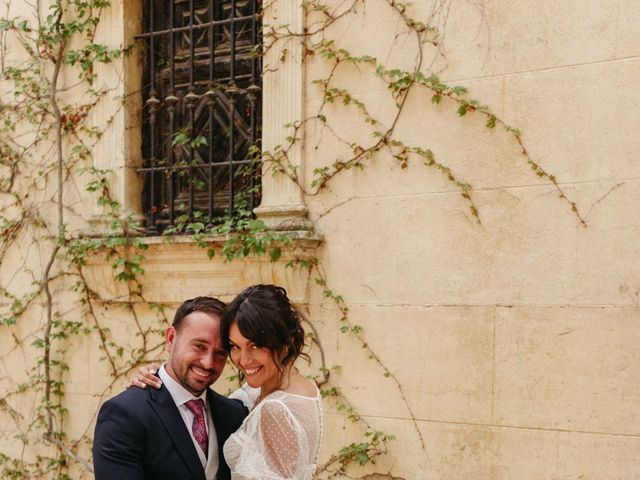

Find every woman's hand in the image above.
[126,364,162,389]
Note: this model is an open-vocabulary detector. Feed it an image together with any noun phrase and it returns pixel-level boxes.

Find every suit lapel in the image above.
[148,385,205,480]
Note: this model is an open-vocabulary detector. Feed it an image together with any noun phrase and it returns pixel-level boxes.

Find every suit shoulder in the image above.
[104,385,151,404]
[98,386,152,418]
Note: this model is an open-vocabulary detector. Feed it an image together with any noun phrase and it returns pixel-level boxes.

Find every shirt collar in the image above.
[158,364,208,407]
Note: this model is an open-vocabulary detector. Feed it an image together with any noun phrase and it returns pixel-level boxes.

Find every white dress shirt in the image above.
[158,365,219,479]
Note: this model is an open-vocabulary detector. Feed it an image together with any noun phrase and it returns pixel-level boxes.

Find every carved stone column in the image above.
[86,0,145,235]
[254,0,314,233]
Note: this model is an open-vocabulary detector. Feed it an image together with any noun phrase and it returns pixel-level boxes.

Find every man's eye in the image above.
[194,344,205,351]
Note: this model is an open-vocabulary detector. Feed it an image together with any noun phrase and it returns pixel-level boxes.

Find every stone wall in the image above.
[301,1,640,478]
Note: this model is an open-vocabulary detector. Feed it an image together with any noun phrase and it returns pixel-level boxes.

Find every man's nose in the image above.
[200,351,216,370]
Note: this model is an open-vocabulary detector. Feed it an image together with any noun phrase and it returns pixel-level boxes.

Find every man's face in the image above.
[165,311,228,396]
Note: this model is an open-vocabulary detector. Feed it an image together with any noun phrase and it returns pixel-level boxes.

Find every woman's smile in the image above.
[243,366,261,376]
[228,323,280,390]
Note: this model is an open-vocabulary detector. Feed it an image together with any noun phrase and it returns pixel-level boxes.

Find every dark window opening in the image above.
[138,0,261,234]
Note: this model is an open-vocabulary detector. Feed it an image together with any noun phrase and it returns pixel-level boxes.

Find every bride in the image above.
[135,284,323,479]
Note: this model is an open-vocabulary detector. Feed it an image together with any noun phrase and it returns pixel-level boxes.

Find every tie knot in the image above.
[185,398,205,418]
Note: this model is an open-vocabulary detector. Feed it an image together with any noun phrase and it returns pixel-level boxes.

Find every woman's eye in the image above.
[230,344,239,350]
[251,344,260,350]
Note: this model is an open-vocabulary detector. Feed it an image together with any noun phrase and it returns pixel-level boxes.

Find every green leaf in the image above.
[188,222,205,233]
[269,247,282,262]
[452,85,468,95]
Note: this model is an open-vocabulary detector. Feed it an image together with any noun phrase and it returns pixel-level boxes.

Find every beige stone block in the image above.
[52,392,95,479]
[494,306,640,435]
[318,412,431,478]
[64,392,104,442]
[500,58,640,183]
[303,304,341,390]
[389,81,540,190]
[0,304,48,387]
[420,423,560,480]
[57,301,170,397]
[81,250,132,301]
[557,431,640,480]
[305,57,640,202]
[0,385,45,459]
[305,0,420,90]
[62,331,94,395]
[321,413,562,479]
[316,305,494,425]
[309,176,640,307]
[615,2,640,59]
[572,180,640,306]
[303,80,532,197]
[304,92,395,161]
[67,454,94,480]
[308,185,579,306]
[432,0,620,80]
[316,411,349,469]
[306,0,628,87]
[0,231,53,301]
[306,57,392,107]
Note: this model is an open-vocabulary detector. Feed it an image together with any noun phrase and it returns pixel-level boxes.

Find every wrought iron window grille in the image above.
[138,0,262,234]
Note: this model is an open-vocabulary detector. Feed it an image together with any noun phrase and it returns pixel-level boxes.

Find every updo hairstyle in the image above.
[221,284,308,371]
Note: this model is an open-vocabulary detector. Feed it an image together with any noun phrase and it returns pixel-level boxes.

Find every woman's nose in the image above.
[239,348,252,365]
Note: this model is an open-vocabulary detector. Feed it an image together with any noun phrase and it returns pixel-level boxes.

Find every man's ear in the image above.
[166,326,176,350]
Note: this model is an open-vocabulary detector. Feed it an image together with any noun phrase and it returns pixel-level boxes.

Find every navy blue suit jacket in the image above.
[93,384,248,480]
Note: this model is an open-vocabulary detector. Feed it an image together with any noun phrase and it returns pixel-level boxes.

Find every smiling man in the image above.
[93,297,248,480]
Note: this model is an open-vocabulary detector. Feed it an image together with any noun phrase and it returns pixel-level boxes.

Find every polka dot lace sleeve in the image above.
[223,390,323,480]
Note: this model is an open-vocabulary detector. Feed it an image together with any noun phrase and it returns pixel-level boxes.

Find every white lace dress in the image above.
[224,385,323,480]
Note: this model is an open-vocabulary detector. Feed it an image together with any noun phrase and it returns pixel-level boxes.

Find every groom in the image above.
[93,296,248,480]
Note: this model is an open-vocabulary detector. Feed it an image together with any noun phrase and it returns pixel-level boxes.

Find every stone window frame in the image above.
[88,0,314,238]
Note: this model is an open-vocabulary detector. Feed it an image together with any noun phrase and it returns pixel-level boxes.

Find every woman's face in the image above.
[228,322,282,391]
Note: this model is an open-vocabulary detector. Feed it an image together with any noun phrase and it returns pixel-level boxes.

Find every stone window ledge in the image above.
[81,233,321,305]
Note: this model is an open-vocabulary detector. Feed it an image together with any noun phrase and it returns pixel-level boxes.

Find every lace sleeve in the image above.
[232,399,310,480]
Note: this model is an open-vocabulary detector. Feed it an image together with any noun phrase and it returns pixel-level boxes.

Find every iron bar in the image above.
[134,13,259,40]
[138,159,254,172]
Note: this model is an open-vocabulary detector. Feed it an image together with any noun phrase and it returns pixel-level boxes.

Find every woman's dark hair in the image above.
[221,284,308,371]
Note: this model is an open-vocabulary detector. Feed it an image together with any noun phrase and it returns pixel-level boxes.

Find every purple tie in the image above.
[185,399,208,456]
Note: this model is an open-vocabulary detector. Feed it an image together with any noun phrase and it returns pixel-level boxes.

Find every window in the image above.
[138,0,261,233]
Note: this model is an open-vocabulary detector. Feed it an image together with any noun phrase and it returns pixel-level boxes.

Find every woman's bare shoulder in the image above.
[281,373,318,399]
